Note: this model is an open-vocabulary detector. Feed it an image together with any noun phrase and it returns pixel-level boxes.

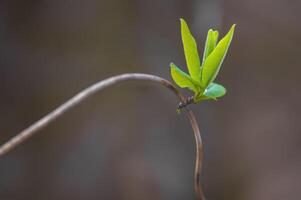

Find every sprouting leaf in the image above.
[170,20,235,106]
[193,82,226,102]
[203,82,226,99]
[180,18,201,82]
[201,24,236,88]
[202,29,219,65]
[170,63,200,93]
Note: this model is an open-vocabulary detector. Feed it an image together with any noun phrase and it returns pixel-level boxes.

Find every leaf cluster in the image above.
[170,19,236,102]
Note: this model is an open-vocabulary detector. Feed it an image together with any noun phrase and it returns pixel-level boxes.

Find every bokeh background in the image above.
[0,0,300,199]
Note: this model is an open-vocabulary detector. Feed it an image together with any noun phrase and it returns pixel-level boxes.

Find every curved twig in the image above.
[187,109,205,200]
[0,73,205,200]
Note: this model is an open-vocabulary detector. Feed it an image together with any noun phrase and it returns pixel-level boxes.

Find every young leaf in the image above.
[170,63,200,93]
[180,18,201,82]
[203,82,226,99]
[201,24,236,87]
[193,82,226,102]
[202,29,219,65]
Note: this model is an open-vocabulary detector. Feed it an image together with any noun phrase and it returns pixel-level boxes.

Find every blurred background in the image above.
[0,0,300,199]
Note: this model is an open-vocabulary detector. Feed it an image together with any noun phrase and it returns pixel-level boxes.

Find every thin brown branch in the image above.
[0,73,205,200]
[186,110,205,200]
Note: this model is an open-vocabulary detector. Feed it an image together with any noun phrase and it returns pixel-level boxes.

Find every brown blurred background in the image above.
[0,0,300,199]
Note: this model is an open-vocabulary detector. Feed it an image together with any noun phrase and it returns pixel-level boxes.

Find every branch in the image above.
[0,73,205,200]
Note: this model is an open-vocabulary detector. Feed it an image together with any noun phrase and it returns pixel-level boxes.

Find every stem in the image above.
[187,110,205,200]
[178,96,195,109]
[0,73,205,200]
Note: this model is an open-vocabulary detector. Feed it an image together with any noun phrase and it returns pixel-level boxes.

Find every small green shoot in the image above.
[170,18,235,105]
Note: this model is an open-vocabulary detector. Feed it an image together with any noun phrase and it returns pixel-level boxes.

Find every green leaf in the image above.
[201,24,236,87]
[180,18,201,82]
[193,83,226,102]
[170,63,200,93]
[202,29,219,65]
[203,82,226,99]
